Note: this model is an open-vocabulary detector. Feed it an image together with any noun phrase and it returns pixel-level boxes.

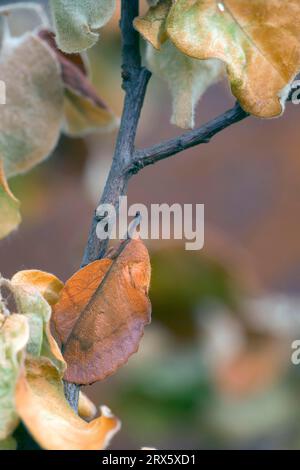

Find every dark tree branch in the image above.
[64,0,150,409]
[128,102,249,173]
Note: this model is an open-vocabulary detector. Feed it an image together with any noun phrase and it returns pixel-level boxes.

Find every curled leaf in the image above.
[0,33,64,177]
[0,313,29,440]
[11,270,64,306]
[51,0,116,53]
[147,41,223,128]
[78,392,97,420]
[0,160,21,239]
[15,357,120,450]
[166,0,300,117]
[10,273,66,372]
[134,0,171,50]
[53,239,151,384]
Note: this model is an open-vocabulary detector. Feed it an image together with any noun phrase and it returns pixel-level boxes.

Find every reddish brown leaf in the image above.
[38,29,108,110]
[53,239,151,385]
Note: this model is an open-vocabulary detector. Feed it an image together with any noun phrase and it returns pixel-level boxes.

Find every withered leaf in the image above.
[15,357,120,450]
[166,0,300,117]
[134,0,171,50]
[0,33,64,178]
[39,29,118,137]
[53,239,151,385]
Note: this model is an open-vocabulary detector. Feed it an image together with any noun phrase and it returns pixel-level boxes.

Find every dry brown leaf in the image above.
[15,357,120,450]
[53,239,151,384]
[166,0,300,117]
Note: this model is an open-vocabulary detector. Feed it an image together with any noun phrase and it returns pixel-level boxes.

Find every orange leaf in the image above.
[15,357,120,450]
[11,270,64,306]
[53,239,151,384]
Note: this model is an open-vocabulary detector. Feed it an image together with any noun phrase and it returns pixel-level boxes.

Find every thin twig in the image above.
[128,102,249,173]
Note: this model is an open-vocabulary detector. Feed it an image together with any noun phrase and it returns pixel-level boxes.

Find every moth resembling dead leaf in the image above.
[39,29,118,137]
[0,313,29,440]
[0,160,21,239]
[15,357,120,450]
[166,0,300,117]
[50,0,116,53]
[53,239,151,385]
[0,33,64,178]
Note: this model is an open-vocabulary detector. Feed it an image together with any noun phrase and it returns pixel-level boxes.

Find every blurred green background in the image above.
[2,0,300,450]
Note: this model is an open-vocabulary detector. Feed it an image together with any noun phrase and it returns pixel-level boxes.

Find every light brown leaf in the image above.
[15,357,120,450]
[166,0,300,117]
[53,239,151,384]
[134,0,171,50]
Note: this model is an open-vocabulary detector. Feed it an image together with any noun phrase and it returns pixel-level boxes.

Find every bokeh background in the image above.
[2,0,300,450]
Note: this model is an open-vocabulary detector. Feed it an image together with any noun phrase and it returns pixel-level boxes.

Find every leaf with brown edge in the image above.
[53,239,151,385]
[134,0,172,50]
[166,0,300,118]
[0,160,21,239]
[39,29,118,137]
[15,357,120,450]
[11,270,64,306]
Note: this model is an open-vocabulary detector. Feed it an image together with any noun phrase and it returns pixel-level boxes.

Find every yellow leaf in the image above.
[78,392,97,420]
[11,270,64,306]
[0,313,29,440]
[63,88,118,137]
[10,274,66,372]
[134,0,171,50]
[0,160,21,239]
[15,357,120,450]
[166,0,300,117]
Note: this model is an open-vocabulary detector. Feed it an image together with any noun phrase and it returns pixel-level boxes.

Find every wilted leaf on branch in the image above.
[0,313,29,440]
[15,357,120,450]
[166,0,300,117]
[39,29,118,137]
[147,41,223,128]
[0,160,21,239]
[51,0,116,53]
[11,270,64,306]
[53,239,151,385]
[134,0,171,50]
[0,33,64,178]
